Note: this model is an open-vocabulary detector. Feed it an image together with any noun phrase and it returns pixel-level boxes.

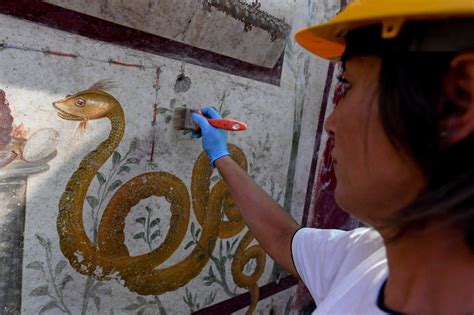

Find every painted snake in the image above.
[53,87,265,313]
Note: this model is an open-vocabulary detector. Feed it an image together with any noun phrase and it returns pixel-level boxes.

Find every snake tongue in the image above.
[79,120,89,129]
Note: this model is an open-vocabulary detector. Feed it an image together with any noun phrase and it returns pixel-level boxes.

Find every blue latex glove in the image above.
[192,107,230,167]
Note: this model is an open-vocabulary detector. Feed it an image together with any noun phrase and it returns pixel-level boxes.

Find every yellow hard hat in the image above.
[295,0,474,60]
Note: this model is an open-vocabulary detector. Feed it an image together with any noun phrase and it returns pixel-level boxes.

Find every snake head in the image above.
[53,90,120,121]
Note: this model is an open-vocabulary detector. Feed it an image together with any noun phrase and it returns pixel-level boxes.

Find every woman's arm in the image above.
[215,156,301,277]
[192,107,301,277]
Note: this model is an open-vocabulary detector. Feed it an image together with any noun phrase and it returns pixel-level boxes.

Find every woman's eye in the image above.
[75,98,85,107]
[336,75,352,96]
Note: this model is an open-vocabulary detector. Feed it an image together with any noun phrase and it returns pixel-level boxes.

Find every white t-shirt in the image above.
[291,227,391,314]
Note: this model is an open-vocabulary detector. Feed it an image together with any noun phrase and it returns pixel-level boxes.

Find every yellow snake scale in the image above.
[56,89,265,314]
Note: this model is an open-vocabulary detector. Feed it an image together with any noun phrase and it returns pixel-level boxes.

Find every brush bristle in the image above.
[172,107,194,130]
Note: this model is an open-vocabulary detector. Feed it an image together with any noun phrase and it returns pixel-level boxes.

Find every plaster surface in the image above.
[44,0,294,68]
[0,0,343,313]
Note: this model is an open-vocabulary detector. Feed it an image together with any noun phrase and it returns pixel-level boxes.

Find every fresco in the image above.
[0,90,59,314]
[42,0,293,68]
[51,84,265,313]
[0,0,346,313]
[0,12,297,314]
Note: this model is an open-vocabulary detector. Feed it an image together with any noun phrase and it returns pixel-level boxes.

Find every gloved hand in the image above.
[192,107,230,167]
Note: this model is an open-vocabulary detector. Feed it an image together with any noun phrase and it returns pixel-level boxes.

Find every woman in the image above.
[192,1,474,314]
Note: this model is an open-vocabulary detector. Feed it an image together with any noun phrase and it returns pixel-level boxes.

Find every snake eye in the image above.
[75,98,86,107]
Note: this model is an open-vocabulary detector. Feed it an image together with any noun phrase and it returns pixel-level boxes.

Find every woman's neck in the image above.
[382,224,474,314]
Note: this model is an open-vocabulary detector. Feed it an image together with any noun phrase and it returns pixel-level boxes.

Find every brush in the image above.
[172,107,247,132]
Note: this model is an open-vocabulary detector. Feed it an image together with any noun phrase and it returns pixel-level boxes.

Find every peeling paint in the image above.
[203,0,291,41]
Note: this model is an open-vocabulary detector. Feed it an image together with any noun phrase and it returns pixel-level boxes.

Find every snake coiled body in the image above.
[56,90,265,314]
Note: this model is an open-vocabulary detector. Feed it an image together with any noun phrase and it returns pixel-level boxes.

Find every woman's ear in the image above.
[441,52,474,145]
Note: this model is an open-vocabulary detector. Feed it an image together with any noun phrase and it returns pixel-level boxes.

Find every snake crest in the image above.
[54,87,265,313]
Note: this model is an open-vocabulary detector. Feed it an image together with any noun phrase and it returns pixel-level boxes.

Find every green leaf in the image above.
[96,172,106,184]
[30,285,49,296]
[150,230,161,241]
[26,261,44,271]
[86,196,99,209]
[185,288,192,300]
[158,108,169,114]
[136,296,147,304]
[127,157,140,164]
[112,151,122,167]
[96,287,112,296]
[204,290,217,306]
[91,281,105,293]
[222,109,231,118]
[35,234,51,249]
[55,260,67,276]
[133,232,145,240]
[190,222,195,237]
[123,303,141,311]
[108,180,123,192]
[284,295,294,315]
[93,296,101,311]
[231,237,239,251]
[129,138,139,152]
[118,165,131,174]
[165,115,172,124]
[59,275,73,290]
[170,98,177,109]
[184,241,195,250]
[39,301,59,314]
[150,218,160,228]
[135,217,146,225]
[137,308,146,315]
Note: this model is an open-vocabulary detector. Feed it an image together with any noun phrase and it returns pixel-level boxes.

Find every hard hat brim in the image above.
[295,0,474,60]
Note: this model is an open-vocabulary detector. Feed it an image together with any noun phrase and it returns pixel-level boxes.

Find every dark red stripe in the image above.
[301,63,335,227]
[43,49,78,58]
[109,60,144,68]
[193,275,297,314]
[300,0,348,228]
[0,0,283,85]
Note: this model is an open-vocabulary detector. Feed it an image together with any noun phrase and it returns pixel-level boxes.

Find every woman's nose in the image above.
[324,110,336,137]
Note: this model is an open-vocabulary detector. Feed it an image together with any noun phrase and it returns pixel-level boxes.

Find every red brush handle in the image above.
[207,119,247,131]
[193,112,247,132]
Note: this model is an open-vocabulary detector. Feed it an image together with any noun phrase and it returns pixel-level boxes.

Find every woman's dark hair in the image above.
[342,20,474,248]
